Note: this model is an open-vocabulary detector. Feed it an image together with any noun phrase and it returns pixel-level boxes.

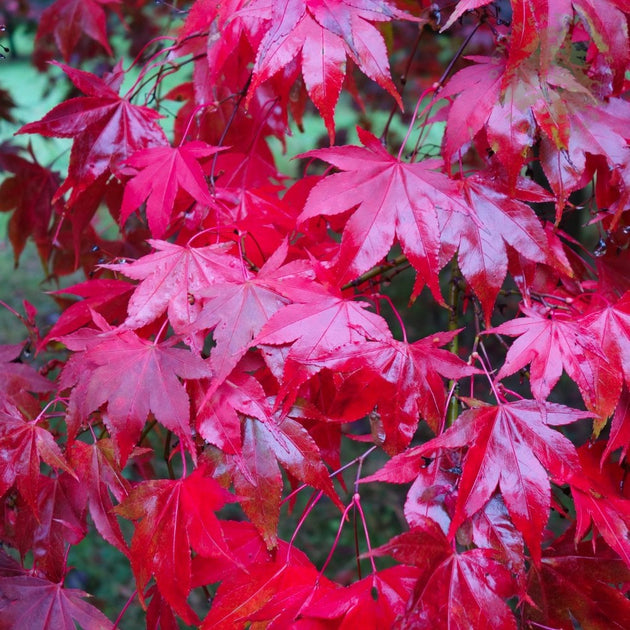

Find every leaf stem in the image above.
[112,589,138,630]
[446,258,462,427]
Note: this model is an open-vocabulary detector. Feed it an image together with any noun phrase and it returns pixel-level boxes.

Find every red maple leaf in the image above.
[0,558,114,630]
[191,242,313,389]
[569,442,630,568]
[604,386,630,462]
[298,128,472,299]
[254,282,392,404]
[579,290,630,419]
[119,141,222,238]
[372,515,517,629]
[302,330,477,452]
[440,174,551,323]
[199,538,334,630]
[17,63,166,202]
[523,530,630,629]
[303,565,419,628]
[11,474,87,582]
[441,2,494,31]
[42,278,134,346]
[371,399,588,563]
[530,0,630,90]
[68,439,131,556]
[115,466,235,625]
[226,415,341,547]
[0,152,61,264]
[35,0,121,62]
[441,49,630,212]
[490,306,610,415]
[246,0,405,140]
[0,344,52,410]
[101,239,242,341]
[58,321,211,463]
[192,371,272,455]
[0,403,75,514]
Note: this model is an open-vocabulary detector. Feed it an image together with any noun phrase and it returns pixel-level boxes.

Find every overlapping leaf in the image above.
[119,141,222,238]
[440,174,551,323]
[371,400,588,562]
[101,239,242,337]
[373,516,517,629]
[226,415,340,547]
[115,466,235,625]
[59,323,211,463]
[0,560,114,630]
[35,0,121,62]
[524,532,630,629]
[299,330,477,452]
[0,403,75,513]
[299,128,472,299]
[191,241,313,389]
[491,306,609,414]
[17,63,166,201]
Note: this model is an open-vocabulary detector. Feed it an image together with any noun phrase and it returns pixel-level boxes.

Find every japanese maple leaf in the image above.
[68,440,131,556]
[469,495,526,582]
[400,449,461,535]
[101,239,242,339]
[227,416,341,547]
[0,568,113,630]
[191,241,313,390]
[303,565,420,628]
[115,466,235,625]
[440,174,551,323]
[41,278,134,346]
[569,442,630,568]
[604,386,630,462]
[0,153,61,264]
[254,283,392,404]
[374,400,588,563]
[490,306,608,413]
[12,474,87,583]
[532,0,630,90]
[441,51,630,211]
[145,586,179,630]
[200,552,333,630]
[303,330,477,452]
[246,0,404,140]
[299,128,472,299]
[119,141,222,238]
[0,403,75,513]
[539,93,630,213]
[0,344,52,410]
[36,0,120,62]
[523,532,630,630]
[17,63,166,202]
[59,324,211,464]
[579,290,630,414]
[372,516,517,629]
[192,371,273,455]
[441,1,493,31]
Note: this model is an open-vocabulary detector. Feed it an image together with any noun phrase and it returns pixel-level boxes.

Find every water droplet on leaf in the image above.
[594,239,607,257]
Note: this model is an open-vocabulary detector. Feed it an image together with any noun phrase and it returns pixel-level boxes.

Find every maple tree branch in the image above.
[209,72,253,189]
[341,253,408,291]
[380,27,425,143]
